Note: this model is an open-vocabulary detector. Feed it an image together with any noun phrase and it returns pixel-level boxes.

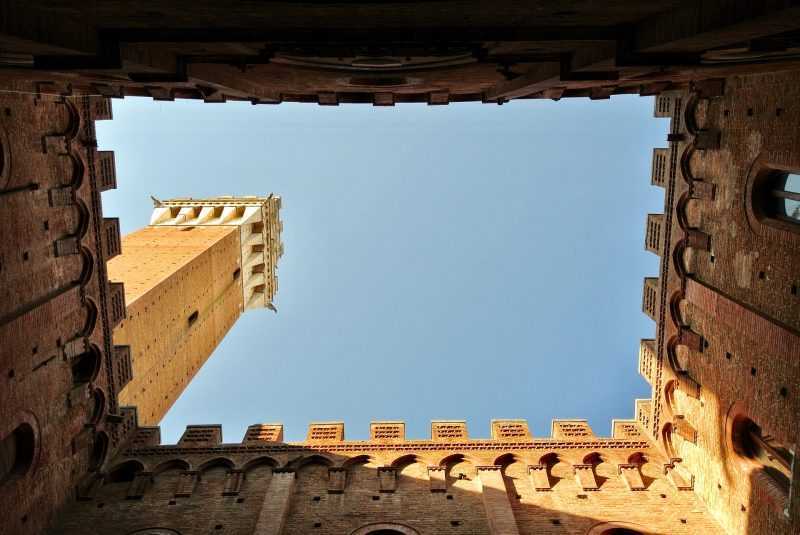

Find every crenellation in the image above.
[431,420,468,441]
[178,425,223,447]
[551,419,594,440]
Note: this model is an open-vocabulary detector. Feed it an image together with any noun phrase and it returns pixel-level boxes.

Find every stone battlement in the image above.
[123,410,650,451]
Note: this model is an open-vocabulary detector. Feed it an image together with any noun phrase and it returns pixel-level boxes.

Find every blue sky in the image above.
[97,96,667,443]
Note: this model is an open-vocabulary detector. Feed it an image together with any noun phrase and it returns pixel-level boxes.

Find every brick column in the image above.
[476,466,520,535]
[253,470,295,535]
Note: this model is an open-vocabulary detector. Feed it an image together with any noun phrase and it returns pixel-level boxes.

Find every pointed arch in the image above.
[105,460,145,483]
[437,452,479,468]
[197,457,235,472]
[493,452,522,467]
[390,454,424,470]
[153,459,191,475]
[242,456,279,473]
[340,454,373,470]
[538,452,560,467]
[287,453,334,471]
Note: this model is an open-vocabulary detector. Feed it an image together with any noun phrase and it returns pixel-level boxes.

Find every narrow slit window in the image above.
[188,310,199,326]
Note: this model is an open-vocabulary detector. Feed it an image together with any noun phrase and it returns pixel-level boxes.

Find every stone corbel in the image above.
[528,464,552,491]
[573,464,600,491]
[664,459,694,490]
[328,467,346,494]
[175,470,198,497]
[673,415,698,444]
[378,467,397,493]
[127,472,152,499]
[223,469,244,496]
[617,463,646,491]
[428,466,446,492]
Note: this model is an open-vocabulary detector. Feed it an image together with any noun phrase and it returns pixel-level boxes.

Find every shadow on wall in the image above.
[47,445,715,535]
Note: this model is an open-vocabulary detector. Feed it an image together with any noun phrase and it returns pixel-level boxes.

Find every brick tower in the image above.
[106,196,283,425]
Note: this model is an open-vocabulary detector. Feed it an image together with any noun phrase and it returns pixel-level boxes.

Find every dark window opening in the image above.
[233,268,241,280]
[180,226,195,231]
[757,171,800,225]
[0,423,35,484]
[188,310,199,326]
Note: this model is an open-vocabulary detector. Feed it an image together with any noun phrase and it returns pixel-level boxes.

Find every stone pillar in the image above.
[476,466,520,535]
[254,470,295,535]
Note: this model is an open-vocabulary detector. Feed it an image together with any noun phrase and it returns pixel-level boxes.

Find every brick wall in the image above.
[642,72,800,535]
[108,225,243,425]
[50,420,723,535]
[0,85,129,535]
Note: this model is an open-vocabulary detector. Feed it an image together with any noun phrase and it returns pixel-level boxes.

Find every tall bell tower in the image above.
[107,195,283,425]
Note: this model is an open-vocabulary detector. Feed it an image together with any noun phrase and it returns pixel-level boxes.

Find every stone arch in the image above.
[436,452,480,468]
[71,344,101,385]
[242,456,279,472]
[88,431,109,471]
[391,454,429,490]
[441,454,478,491]
[195,458,233,500]
[389,454,424,470]
[127,529,182,535]
[150,459,190,501]
[662,422,677,459]
[0,420,37,485]
[106,460,145,482]
[496,453,530,504]
[102,459,145,501]
[585,520,650,534]
[241,456,278,495]
[340,454,373,469]
[287,453,334,471]
[152,459,191,475]
[350,523,420,535]
[78,246,94,287]
[89,388,106,425]
[664,380,678,416]
[493,452,522,467]
[196,457,235,472]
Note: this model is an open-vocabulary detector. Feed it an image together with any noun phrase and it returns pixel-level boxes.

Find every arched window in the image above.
[755,171,800,227]
[0,423,35,484]
[732,417,793,494]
